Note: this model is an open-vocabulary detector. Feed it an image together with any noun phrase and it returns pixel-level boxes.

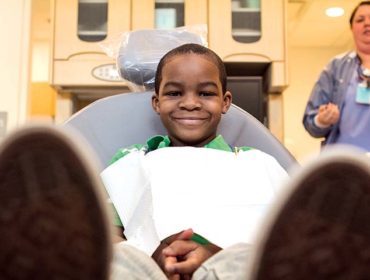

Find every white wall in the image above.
[32,40,50,82]
[0,0,31,135]
[283,46,349,163]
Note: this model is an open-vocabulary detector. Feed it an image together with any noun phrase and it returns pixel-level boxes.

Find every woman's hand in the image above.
[316,102,340,127]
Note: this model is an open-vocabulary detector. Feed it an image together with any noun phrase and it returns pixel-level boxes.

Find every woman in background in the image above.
[303,1,370,151]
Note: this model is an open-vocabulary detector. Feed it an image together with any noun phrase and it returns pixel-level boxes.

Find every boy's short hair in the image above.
[350,1,370,26]
[154,43,227,94]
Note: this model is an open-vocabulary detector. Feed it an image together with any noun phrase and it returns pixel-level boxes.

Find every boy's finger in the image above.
[164,256,180,280]
[162,228,194,245]
[163,240,198,256]
[167,258,200,275]
[176,228,194,240]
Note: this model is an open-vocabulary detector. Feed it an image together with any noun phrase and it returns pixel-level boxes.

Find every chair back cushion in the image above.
[64,92,297,172]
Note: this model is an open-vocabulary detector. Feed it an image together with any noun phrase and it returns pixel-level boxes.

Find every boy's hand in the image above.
[152,229,194,279]
[152,228,221,279]
[163,238,221,279]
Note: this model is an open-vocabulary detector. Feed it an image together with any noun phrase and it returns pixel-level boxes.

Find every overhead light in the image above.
[325,7,344,17]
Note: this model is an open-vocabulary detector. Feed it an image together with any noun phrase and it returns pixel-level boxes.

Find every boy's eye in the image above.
[164,91,181,96]
[199,91,217,97]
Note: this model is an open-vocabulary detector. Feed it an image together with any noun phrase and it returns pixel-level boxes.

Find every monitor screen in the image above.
[227,76,267,126]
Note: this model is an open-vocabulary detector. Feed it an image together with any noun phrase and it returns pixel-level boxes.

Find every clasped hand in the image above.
[152,228,221,280]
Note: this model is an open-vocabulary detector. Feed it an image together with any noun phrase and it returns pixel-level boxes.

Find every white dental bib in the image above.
[101,147,287,255]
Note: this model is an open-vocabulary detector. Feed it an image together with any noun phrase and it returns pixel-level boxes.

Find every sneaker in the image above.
[247,146,370,280]
[0,124,112,279]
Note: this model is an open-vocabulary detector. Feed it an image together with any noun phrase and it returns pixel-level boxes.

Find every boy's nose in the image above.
[179,93,201,110]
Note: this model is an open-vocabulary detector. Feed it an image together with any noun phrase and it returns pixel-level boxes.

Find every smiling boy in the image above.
[103,43,288,279]
[152,44,231,147]
[110,44,235,162]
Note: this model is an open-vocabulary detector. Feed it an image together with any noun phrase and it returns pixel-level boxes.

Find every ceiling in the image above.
[32,0,358,48]
[287,0,357,48]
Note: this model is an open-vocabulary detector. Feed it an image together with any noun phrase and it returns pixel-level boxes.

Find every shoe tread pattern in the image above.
[0,133,109,280]
[255,163,370,280]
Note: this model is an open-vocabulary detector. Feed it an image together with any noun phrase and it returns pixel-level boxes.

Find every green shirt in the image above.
[111,134,252,163]
[109,135,252,226]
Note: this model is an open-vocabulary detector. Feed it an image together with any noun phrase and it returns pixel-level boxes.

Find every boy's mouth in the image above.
[173,117,208,126]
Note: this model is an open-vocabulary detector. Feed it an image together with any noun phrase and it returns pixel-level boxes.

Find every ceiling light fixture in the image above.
[325,7,344,17]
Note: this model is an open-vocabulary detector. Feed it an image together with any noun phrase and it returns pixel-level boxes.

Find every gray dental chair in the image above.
[64,91,296,172]
[64,29,297,172]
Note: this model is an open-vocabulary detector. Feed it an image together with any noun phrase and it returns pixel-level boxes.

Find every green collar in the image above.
[146,135,233,152]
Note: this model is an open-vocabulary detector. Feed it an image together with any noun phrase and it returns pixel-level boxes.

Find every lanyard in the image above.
[358,65,370,88]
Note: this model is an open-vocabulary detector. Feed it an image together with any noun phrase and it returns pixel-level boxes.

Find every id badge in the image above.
[356,83,370,105]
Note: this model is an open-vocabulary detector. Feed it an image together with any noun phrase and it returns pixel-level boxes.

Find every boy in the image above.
[102,43,288,279]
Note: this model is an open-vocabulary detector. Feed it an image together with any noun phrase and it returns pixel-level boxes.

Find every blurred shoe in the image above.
[247,147,370,280]
[0,124,112,279]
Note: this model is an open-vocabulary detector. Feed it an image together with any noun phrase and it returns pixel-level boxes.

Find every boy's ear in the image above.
[222,91,232,114]
[152,94,160,114]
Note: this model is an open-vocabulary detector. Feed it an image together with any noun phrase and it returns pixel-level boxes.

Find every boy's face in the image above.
[152,53,232,147]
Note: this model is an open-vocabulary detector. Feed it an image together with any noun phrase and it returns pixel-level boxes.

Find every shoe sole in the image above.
[0,125,111,279]
[248,148,370,280]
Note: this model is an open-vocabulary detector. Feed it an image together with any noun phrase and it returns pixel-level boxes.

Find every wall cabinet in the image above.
[230,0,261,44]
[209,0,285,63]
[51,0,208,87]
[209,0,287,92]
[131,0,207,30]
[51,0,287,132]
[51,0,286,89]
[51,0,131,87]
[52,0,130,60]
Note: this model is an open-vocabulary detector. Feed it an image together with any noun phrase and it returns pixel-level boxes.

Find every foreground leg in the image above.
[248,147,370,280]
[0,125,112,279]
[192,243,251,280]
[112,243,167,280]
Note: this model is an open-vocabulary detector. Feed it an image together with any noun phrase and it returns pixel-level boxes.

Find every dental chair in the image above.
[64,29,297,173]
[64,91,296,172]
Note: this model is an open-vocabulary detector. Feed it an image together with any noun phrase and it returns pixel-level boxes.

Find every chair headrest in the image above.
[117,29,204,91]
